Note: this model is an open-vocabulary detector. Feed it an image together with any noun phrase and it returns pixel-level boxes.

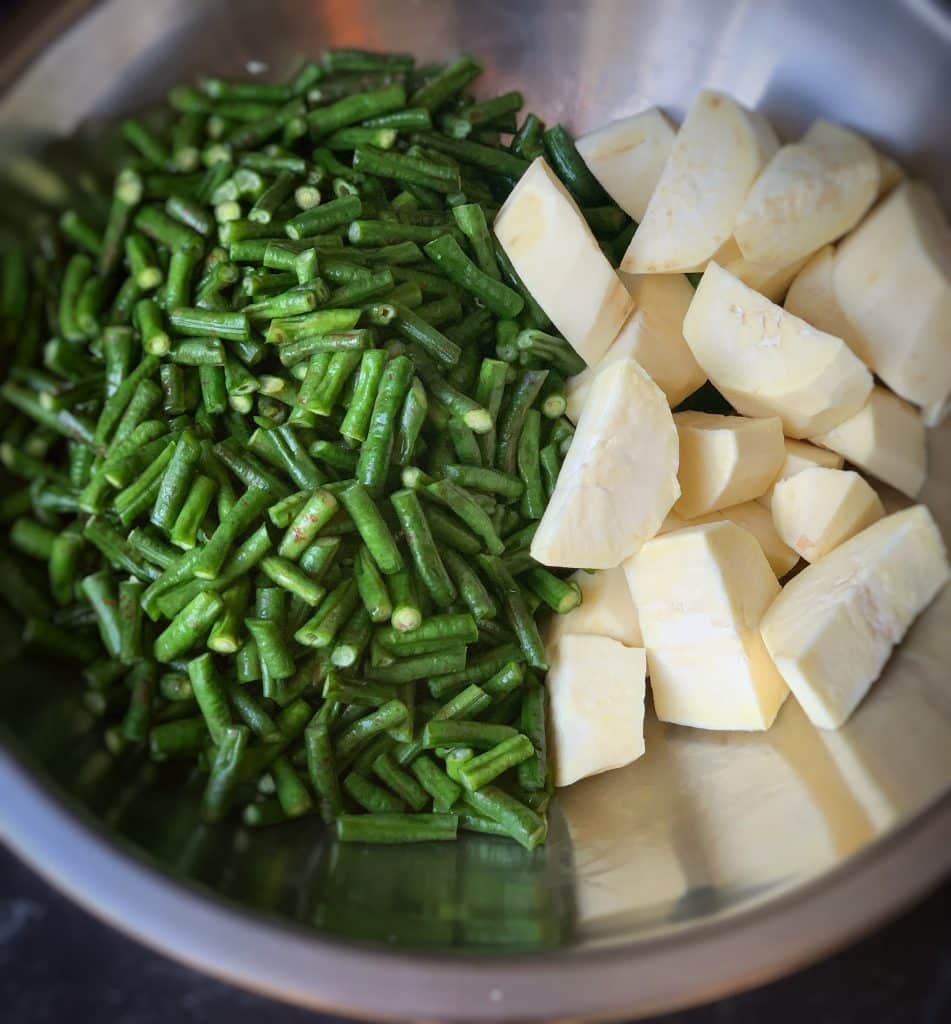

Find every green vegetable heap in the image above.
[0,49,636,847]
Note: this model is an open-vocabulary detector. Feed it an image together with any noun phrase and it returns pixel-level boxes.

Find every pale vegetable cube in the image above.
[682,238,807,303]
[734,119,879,267]
[771,467,884,562]
[659,503,798,578]
[761,506,950,729]
[757,437,845,509]
[832,182,951,409]
[811,386,926,498]
[565,273,705,419]
[532,358,680,569]
[727,256,809,303]
[620,91,778,274]
[548,634,646,787]
[875,150,904,197]
[692,502,799,578]
[683,262,873,438]
[674,411,785,518]
[494,157,632,366]
[626,522,789,731]
[784,245,863,356]
[575,108,675,221]
[545,567,642,650]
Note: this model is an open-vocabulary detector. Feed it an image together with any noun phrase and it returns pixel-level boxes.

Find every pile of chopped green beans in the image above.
[0,49,635,848]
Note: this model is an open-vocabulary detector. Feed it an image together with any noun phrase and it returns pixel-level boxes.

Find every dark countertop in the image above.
[1,842,949,1023]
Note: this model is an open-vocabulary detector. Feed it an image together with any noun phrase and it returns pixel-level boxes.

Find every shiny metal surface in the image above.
[1,0,950,1019]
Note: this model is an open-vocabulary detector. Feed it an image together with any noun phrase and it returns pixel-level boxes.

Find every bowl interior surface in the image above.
[1,0,950,1004]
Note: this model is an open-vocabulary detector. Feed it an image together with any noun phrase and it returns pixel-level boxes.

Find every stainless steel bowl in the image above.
[1,1,950,1019]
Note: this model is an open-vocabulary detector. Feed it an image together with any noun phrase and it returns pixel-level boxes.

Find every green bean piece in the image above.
[169,474,217,550]
[260,555,326,607]
[383,566,420,633]
[477,555,547,670]
[341,773,406,814]
[368,751,428,811]
[338,482,402,576]
[355,353,413,496]
[154,592,225,662]
[80,571,122,659]
[458,734,534,792]
[424,234,522,317]
[352,145,460,193]
[245,618,295,681]
[186,652,233,744]
[47,527,84,606]
[191,485,270,580]
[421,720,518,751]
[439,547,497,622]
[523,567,581,614]
[495,369,548,475]
[348,545,390,625]
[270,755,313,818]
[306,83,407,137]
[389,488,456,607]
[365,647,466,685]
[516,328,586,377]
[410,54,481,110]
[151,428,201,533]
[326,606,370,669]
[377,613,478,659]
[425,479,504,556]
[277,488,338,561]
[208,579,250,654]
[515,409,545,519]
[464,785,546,850]
[543,123,608,205]
[202,725,250,823]
[304,721,343,817]
[539,443,561,500]
[118,661,157,743]
[117,579,145,664]
[294,577,359,648]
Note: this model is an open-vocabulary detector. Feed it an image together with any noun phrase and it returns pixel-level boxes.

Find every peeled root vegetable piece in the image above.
[545,567,642,652]
[494,156,632,366]
[757,438,845,509]
[771,467,884,563]
[620,91,778,274]
[548,634,646,787]
[761,506,949,729]
[673,411,785,518]
[734,119,879,267]
[832,181,951,410]
[689,501,799,578]
[565,273,705,420]
[626,521,788,730]
[575,108,675,222]
[683,238,807,303]
[810,386,926,498]
[531,357,680,569]
[683,262,873,438]
[784,245,863,356]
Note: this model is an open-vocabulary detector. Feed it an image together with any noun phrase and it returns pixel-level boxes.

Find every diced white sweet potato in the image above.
[832,181,951,409]
[575,108,675,221]
[734,119,879,267]
[620,91,778,274]
[565,273,705,419]
[494,157,633,366]
[683,262,873,438]
[673,412,785,518]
